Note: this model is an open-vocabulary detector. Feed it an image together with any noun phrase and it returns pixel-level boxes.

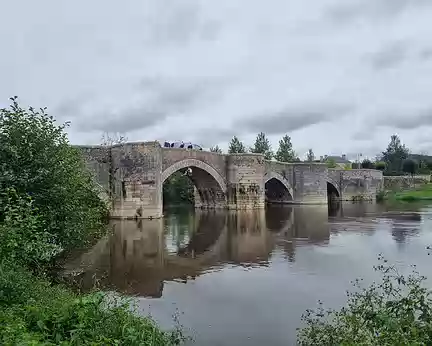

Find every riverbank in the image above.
[0,262,184,345]
[0,99,186,345]
[380,183,432,202]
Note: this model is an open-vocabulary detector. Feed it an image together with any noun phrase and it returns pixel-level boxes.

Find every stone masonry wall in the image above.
[226,154,265,209]
[265,161,328,204]
[384,175,431,191]
[110,142,163,219]
[328,169,384,201]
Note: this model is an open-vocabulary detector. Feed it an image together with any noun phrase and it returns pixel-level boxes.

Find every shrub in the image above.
[0,189,62,267]
[0,97,107,252]
[0,261,185,345]
[297,255,432,345]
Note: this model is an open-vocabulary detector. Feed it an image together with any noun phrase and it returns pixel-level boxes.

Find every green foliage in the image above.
[403,158,419,176]
[306,149,315,162]
[163,172,194,205]
[361,159,375,169]
[351,162,361,169]
[275,135,296,162]
[298,255,432,345]
[228,136,246,154]
[250,132,273,160]
[0,98,185,345]
[343,163,352,170]
[326,158,337,168]
[210,145,223,154]
[0,189,61,267]
[375,161,386,171]
[0,97,107,251]
[0,262,185,346]
[381,134,409,174]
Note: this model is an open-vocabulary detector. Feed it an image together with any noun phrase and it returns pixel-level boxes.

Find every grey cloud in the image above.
[351,129,375,141]
[78,76,228,133]
[369,41,408,70]
[144,1,220,45]
[237,103,354,135]
[377,108,432,130]
[419,48,432,60]
[327,0,431,24]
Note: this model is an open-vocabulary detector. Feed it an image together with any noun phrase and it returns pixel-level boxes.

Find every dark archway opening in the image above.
[327,182,340,214]
[265,178,293,205]
[163,167,225,210]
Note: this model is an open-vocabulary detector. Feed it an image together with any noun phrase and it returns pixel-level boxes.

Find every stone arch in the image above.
[326,180,340,198]
[264,171,294,204]
[161,159,227,208]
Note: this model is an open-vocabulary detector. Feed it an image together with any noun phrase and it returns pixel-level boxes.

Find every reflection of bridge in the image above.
[79,142,383,219]
[63,207,331,297]
[63,204,426,298]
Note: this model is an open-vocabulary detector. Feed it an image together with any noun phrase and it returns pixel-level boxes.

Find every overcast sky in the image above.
[1,0,432,160]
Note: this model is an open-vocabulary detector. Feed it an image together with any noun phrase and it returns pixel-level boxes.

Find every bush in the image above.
[0,262,185,346]
[0,97,107,252]
[0,189,62,267]
[297,255,432,345]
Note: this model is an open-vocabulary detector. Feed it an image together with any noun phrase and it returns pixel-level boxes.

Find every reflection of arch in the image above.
[264,172,294,203]
[177,211,226,257]
[161,159,227,207]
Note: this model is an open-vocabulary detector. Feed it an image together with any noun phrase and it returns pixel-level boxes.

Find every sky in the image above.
[1,0,432,160]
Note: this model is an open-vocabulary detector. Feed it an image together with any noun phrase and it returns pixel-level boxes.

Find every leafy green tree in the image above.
[402,158,418,176]
[306,149,315,162]
[0,97,106,251]
[381,135,409,174]
[228,136,246,154]
[275,135,296,162]
[375,161,386,171]
[326,158,337,168]
[210,145,222,154]
[250,132,273,160]
[361,159,374,169]
[163,171,194,205]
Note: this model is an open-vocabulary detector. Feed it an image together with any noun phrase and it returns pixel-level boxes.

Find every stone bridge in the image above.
[78,141,383,219]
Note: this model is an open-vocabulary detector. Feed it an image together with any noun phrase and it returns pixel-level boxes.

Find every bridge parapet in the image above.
[328,169,383,201]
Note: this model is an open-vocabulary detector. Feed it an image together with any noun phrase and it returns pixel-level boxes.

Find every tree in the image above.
[402,159,418,176]
[274,135,296,162]
[228,136,246,154]
[0,97,106,252]
[326,158,337,168]
[210,145,222,154]
[361,159,375,169]
[381,135,409,174]
[375,161,386,171]
[306,149,315,162]
[250,132,273,160]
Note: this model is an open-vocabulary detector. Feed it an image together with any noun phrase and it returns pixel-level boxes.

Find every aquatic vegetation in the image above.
[297,255,432,345]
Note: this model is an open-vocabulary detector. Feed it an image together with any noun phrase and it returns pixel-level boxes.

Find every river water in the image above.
[64,202,432,345]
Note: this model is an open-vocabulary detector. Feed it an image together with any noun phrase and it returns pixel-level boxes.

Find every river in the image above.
[63,202,432,345]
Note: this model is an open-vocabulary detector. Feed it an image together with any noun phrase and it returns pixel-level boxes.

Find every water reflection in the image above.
[64,203,431,299]
[62,202,432,345]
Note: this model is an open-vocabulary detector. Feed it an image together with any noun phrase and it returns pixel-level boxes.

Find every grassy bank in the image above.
[1,262,184,345]
[378,183,432,202]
